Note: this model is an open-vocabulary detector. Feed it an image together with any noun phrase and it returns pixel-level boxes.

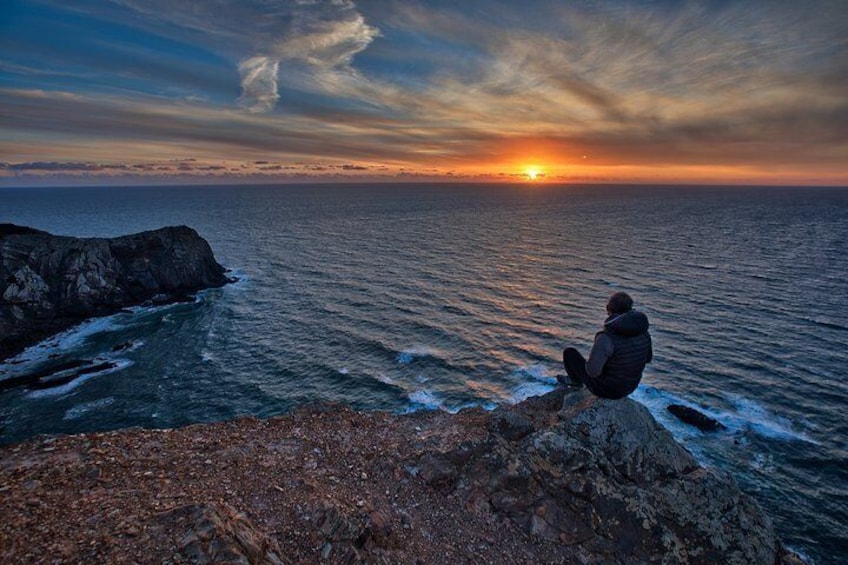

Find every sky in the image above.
[1,0,846,186]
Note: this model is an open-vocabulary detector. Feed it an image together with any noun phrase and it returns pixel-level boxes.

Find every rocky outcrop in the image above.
[420,389,790,564]
[0,387,805,564]
[0,224,229,360]
[171,503,290,565]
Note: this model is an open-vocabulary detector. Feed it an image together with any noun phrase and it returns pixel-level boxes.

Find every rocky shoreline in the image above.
[0,224,231,362]
[0,388,805,564]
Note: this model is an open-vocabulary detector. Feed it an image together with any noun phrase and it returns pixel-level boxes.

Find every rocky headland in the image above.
[0,388,804,564]
[0,224,230,362]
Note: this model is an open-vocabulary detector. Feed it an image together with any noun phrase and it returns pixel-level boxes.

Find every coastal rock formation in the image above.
[0,224,229,360]
[426,390,779,563]
[667,403,728,432]
[0,388,803,564]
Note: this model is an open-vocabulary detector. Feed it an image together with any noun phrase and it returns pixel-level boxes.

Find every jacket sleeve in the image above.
[586,333,614,379]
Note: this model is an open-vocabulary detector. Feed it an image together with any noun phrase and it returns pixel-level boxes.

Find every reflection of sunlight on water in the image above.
[465,379,508,398]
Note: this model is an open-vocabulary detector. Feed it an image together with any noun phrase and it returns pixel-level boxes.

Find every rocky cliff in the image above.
[0,224,229,360]
[0,387,804,564]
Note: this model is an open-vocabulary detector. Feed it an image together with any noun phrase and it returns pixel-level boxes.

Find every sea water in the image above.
[1,183,846,563]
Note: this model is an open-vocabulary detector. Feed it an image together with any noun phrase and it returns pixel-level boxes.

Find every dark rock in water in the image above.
[0,224,228,361]
[27,361,116,390]
[0,358,119,392]
[0,359,90,392]
[667,404,727,432]
[419,389,783,563]
[111,341,133,352]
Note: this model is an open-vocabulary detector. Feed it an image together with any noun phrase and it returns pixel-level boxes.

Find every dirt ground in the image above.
[0,404,577,564]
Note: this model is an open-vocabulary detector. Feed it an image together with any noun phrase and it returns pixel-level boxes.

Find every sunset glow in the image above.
[525,168,543,182]
[0,1,846,186]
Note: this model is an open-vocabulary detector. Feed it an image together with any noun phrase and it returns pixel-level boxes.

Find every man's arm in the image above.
[586,333,614,379]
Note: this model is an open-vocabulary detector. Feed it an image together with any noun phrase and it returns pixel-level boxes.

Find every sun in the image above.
[524,167,543,181]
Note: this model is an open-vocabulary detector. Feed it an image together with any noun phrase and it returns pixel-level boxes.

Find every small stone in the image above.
[361,472,368,480]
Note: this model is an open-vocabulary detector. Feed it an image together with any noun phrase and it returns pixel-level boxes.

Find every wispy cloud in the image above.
[111,0,379,113]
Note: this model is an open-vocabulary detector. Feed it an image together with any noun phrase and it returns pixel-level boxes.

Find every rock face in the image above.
[0,224,229,360]
[421,389,786,564]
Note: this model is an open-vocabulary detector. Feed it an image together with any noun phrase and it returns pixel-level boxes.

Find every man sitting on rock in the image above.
[559,292,652,399]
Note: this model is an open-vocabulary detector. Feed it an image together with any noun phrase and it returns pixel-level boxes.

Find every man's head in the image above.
[607,292,634,315]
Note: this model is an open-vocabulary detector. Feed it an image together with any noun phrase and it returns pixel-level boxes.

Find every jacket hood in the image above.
[604,310,649,337]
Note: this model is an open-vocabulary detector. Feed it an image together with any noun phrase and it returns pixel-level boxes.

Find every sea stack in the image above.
[0,224,229,360]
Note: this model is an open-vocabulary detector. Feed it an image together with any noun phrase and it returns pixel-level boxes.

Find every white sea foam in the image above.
[631,384,821,471]
[511,363,554,381]
[724,395,820,445]
[505,363,558,404]
[445,401,498,414]
[26,360,132,399]
[407,389,442,410]
[338,367,349,375]
[509,381,556,404]
[63,396,116,421]
[374,373,395,385]
[224,269,249,287]
[397,346,438,365]
[201,350,215,363]
[1,314,126,372]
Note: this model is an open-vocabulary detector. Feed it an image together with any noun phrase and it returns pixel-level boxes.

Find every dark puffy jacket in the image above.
[589,310,652,399]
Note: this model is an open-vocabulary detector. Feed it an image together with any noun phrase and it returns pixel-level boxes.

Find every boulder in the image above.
[667,404,727,432]
[0,225,229,360]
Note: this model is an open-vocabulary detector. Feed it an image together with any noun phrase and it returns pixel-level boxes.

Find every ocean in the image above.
[1,183,846,563]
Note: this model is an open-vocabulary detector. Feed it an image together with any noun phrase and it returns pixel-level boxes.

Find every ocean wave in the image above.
[406,389,442,410]
[26,359,132,399]
[632,386,820,447]
[724,395,820,445]
[373,373,396,386]
[508,381,556,404]
[397,346,441,365]
[402,389,497,414]
[0,314,129,374]
[222,268,250,287]
[510,363,555,382]
[63,396,116,421]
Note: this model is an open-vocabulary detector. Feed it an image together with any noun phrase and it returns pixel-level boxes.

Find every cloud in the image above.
[111,0,379,113]
[4,1,847,185]
[238,56,280,113]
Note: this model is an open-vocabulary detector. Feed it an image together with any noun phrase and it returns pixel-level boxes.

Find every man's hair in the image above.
[607,292,634,314]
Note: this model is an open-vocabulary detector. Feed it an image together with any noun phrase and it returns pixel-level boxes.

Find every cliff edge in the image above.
[0,388,804,564]
[0,224,229,361]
